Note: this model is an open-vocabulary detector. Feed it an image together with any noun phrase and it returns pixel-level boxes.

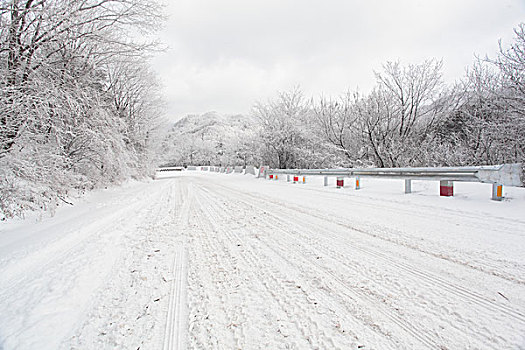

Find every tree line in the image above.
[166,23,524,180]
[0,0,164,218]
[256,25,524,172]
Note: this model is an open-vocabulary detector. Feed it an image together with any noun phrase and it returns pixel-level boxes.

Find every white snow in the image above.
[1,171,524,349]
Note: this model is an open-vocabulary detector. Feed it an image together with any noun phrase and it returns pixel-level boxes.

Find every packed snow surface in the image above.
[1,171,525,349]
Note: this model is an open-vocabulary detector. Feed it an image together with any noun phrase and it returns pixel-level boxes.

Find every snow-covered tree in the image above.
[312,92,360,165]
[0,0,164,218]
[427,23,525,173]
[253,88,312,169]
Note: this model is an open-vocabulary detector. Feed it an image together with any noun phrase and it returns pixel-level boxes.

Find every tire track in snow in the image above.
[210,179,525,283]
[163,181,192,350]
[253,198,525,325]
[212,181,525,284]
[64,180,183,350]
[186,186,245,348]
[0,184,175,349]
[0,180,185,350]
[196,189,328,348]
[190,185,358,349]
[262,180,525,228]
[248,219,471,349]
[0,184,162,299]
[163,245,187,350]
[197,186,397,349]
[202,180,524,349]
[202,189,437,349]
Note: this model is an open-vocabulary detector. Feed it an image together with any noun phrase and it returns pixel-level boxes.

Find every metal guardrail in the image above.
[156,166,185,172]
[268,163,523,187]
[156,163,522,200]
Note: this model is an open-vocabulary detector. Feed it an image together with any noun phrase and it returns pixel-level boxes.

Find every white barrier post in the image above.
[405,179,412,194]
[287,175,291,182]
[492,183,503,201]
[324,176,328,186]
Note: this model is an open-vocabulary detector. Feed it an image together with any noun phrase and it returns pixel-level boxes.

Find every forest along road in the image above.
[0,172,524,349]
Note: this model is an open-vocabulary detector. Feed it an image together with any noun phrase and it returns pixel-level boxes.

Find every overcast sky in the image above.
[151,0,525,121]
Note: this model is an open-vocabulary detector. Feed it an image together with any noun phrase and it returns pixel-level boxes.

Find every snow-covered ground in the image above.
[1,171,524,349]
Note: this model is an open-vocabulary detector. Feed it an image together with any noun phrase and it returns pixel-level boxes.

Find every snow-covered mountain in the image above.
[170,111,255,141]
[161,112,259,166]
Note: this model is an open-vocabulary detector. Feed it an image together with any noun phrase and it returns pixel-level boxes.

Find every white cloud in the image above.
[151,0,525,120]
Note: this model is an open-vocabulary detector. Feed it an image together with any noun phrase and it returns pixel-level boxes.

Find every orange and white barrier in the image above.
[492,183,503,201]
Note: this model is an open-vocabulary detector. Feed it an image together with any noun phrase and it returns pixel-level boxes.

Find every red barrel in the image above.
[269,174,274,179]
[336,177,344,188]
[293,176,298,182]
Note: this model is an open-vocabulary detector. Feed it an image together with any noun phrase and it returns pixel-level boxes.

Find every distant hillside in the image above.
[161,112,259,166]
[170,111,255,140]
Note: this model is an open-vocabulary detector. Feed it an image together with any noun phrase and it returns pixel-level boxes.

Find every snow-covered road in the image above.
[1,172,524,349]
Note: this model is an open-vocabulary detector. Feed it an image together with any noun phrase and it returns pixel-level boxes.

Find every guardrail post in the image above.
[440,180,453,196]
[258,166,268,178]
[336,177,344,188]
[355,176,361,190]
[492,183,503,201]
[324,176,328,186]
[287,175,290,182]
[405,179,412,194]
